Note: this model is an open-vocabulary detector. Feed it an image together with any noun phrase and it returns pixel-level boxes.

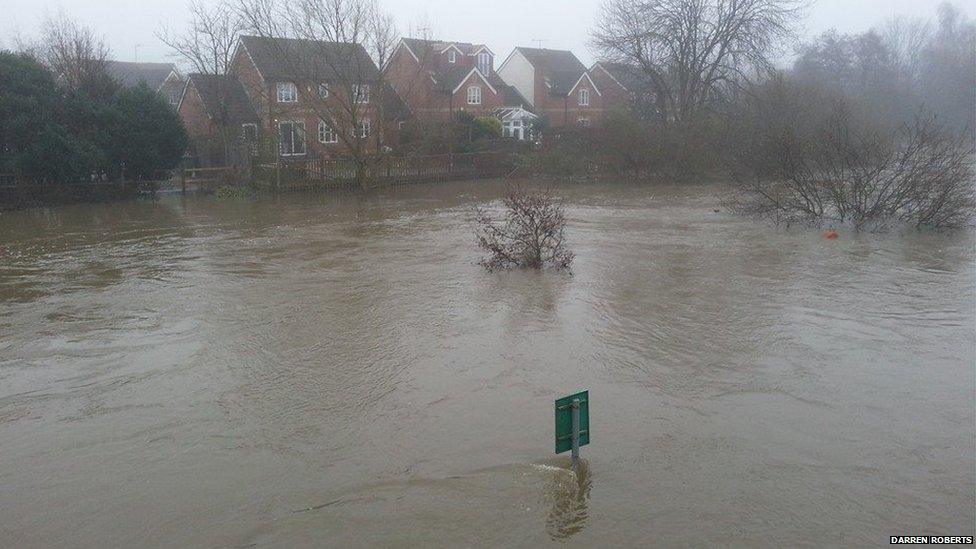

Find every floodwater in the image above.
[0,180,973,548]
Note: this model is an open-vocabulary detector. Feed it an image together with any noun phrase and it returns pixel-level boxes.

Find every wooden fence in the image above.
[254,151,514,191]
[179,167,241,194]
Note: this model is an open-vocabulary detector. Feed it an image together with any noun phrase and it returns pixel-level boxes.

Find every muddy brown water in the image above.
[0,180,973,548]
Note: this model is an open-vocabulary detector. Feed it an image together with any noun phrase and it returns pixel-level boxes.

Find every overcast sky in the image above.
[2,0,972,68]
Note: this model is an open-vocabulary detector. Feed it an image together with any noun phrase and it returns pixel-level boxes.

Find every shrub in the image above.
[475,185,574,271]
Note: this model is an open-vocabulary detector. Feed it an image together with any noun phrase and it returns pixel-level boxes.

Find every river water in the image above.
[0,180,973,547]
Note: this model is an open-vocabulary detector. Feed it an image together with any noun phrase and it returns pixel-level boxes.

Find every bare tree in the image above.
[591,0,805,124]
[38,13,117,100]
[236,0,397,186]
[880,16,932,80]
[157,0,245,75]
[158,1,248,167]
[476,185,575,271]
[731,94,975,230]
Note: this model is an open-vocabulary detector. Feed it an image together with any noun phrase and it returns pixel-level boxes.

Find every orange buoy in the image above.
[822,230,840,240]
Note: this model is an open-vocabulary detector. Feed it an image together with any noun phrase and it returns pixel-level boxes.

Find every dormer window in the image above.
[477,52,491,74]
[448,50,457,64]
[277,82,298,103]
[467,85,482,105]
[317,83,330,99]
[579,88,590,106]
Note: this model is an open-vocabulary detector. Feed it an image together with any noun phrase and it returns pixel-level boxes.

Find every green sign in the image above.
[555,390,590,454]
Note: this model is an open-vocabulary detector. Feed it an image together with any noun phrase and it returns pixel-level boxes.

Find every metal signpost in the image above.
[555,391,589,471]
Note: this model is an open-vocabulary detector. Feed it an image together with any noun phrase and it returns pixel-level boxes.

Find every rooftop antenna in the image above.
[531,39,548,49]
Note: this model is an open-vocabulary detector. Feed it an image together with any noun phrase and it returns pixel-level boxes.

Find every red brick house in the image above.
[384,38,532,122]
[497,48,628,127]
[179,35,406,164]
[590,61,657,120]
[177,74,260,165]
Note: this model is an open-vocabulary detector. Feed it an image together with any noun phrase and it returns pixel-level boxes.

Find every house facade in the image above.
[385,38,503,119]
[497,48,628,127]
[177,73,260,165]
[384,38,536,138]
[179,35,406,163]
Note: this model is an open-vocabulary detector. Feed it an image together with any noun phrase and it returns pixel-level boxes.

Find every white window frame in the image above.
[354,84,370,104]
[278,120,307,156]
[467,85,482,105]
[577,117,591,127]
[477,52,491,74]
[358,118,372,139]
[579,88,590,106]
[241,123,258,142]
[277,82,298,103]
[317,119,337,144]
[448,50,457,64]
[318,83,330,99]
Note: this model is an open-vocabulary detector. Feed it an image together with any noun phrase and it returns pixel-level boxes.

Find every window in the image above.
[358,118,371,139]
[579,88,590,106]
[241,123,258,142]
[318,83,330,99]
[577,118,591,127]
[477,52,492,74]
[278,121,306,156]
[448,50,457,63]
[467,86,482,105]
[354,84,370,104]
[318,120,337,144]
[277,82,298,103]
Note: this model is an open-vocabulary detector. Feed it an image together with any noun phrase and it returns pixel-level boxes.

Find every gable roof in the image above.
[186,73,259,124]
[239,35,380,83]
[495,82,534,112]
[106,61,179,91]
[512,47,587,97]
[400,38,493,61]
[592,61,647,92]
[567,72,602,97]
[450,67,498,95]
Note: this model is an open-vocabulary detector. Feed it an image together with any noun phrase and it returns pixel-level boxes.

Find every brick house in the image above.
[179,35,406,164]
[177,73,259,165]
[497,48,628,127]
[384,38,533,123]
[589,61,657,120]
[106,61,184,108]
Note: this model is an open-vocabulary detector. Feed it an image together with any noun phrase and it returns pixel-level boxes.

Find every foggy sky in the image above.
[2,0,973,68]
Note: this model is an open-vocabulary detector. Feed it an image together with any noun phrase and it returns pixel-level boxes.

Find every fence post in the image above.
[181,170,186,195]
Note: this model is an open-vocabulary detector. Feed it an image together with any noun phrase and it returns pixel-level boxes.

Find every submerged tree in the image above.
[476,186,575,271]
[729,82,975,230]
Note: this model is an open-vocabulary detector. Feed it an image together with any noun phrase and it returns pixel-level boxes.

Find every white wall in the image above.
[497,49,535,107]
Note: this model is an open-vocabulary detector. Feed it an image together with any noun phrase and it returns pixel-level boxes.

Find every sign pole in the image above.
[571,398,581,471]
[555,390,589,469]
